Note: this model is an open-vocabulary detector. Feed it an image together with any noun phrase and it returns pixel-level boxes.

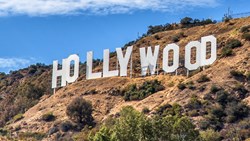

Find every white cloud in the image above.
[0,0,219,16]
[0,58,31,68]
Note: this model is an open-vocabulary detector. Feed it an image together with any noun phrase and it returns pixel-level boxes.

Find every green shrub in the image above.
[13,114,24,122]
[210,105,225,119]
[203,93,213,101]
[216,90,230,106]
[221,47,233,57]
[188,110,199,117]
[178,32,186,37]
[123,80,164,101]
[242,33,250,41]
[225,39,242,49]
[84,89,97,95]
[225,102,249,123]
[155,103,172,116]
[171,35,180,42]
[185,95,202,110]
[197,75,210,83]
[41,112,55,122]
[210,85,220,93]
[230,70,244,78]
[199,120,210,130]
[48,126,58,135]
[199,85,206,92]
[154,35,161,40]
[186,81,196,90]
[233,84,248,99]
[200,129,221,141]
[221,39,242,59]
[66,97,94,126]
[142,107,150,114]
[60,121,73,132]
[205,116,224,131]
[156,103,182,117]
[0,128,8,136]
[177,83,186,90]
[240,25,250,33]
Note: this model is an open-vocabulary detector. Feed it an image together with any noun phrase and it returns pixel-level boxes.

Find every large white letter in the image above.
[185,41,201,70]
[163,43,179,73]
[65,54,80,83]
[116,46,133,76]
[140,45,159,76]
[52,59,67,88]
[201,35,217,66]
[86,51,102,79]
[103,49,119,77]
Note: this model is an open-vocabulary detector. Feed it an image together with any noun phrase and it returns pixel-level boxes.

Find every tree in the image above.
[173,117,200,141]
[181,17,193,26]
[111,106,152,141]
[89,106,200,141]
[66,97,94,126]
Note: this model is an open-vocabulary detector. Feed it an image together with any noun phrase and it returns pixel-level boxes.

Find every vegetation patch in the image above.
[171,35,180,42]
[0,64,50,127]
[146,17,215,36]
[141,107,150,114]
[18,132,46,141]
[225,39,242,49]
[13,114,24,123]
[41,112,55,122]
[210,85,221,93]
[204,90,249,130]
[185,95,202,110]
[59,121,73,132]
[221,47,233,57]
[233,84,248,99]
[156,103,182,117]
[239,25,250,33]
[177,83,186,90]
[221,39,242,57]
[197,75,210,83]
[242,33,250,41]
[0,128,8,136]
[122,80,164,101]
[230,70,245,78]
[200,129,221,141]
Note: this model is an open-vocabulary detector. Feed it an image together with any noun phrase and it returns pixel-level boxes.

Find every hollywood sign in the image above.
[52,35,217,89]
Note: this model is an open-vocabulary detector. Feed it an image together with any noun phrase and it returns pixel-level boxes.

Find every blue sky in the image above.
[0,0,249,73]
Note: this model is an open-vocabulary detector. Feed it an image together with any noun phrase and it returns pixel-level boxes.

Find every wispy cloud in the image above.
[0,0,219,16]
[0,58,32,69]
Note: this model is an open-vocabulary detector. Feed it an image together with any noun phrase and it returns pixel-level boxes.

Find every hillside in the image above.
[0,16,250,141]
